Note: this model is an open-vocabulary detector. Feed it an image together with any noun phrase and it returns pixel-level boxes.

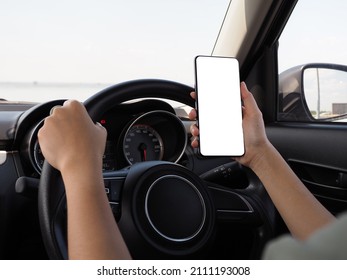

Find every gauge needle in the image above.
[139,143,147,161]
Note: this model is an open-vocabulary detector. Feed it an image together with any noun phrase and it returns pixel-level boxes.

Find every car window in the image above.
[278,0,347,122]
[0,0,230,103]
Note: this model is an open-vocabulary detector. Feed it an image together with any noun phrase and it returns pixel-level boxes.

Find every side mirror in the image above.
[278,63,347,122]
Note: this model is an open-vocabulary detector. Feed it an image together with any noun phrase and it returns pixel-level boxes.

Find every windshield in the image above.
[0,0,230,102]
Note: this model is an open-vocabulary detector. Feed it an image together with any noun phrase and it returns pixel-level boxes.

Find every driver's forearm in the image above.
[250,143,335,240]
[62,167,131,260]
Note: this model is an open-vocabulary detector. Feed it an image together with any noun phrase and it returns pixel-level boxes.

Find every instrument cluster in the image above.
[24,100,188,174]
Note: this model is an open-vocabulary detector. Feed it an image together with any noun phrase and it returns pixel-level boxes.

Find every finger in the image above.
[240,82,258,110]
[190,91,196,100]
[190,124,199,137]
[188,108,197,120]
[63,99,87,113]
[49,105,62,115]
[63,99,82,106]
[95,121,107,132]
[191,137,199,149]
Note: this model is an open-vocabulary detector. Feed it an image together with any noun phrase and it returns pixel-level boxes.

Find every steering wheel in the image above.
[38,79,275,259]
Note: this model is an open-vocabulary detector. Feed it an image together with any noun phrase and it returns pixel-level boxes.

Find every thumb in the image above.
[240,82,257,110]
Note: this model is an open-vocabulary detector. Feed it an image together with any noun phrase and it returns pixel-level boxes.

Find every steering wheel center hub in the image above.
[145,175,206,242]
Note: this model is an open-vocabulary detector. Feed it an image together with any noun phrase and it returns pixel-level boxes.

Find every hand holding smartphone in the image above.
[194,55,244,156]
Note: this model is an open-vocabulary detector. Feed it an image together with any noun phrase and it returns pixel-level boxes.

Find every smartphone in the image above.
[194,55,244,156]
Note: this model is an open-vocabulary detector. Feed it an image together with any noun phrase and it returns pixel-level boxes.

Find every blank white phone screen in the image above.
[195,56,244,156]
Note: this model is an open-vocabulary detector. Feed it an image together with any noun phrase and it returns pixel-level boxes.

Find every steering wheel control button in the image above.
[106,179,124,202]
[145,175,206,242]
[104,187,110,199]
[109,202,121,221]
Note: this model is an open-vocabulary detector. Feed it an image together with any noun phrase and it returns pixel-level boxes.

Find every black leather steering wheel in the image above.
[38,79,275,259]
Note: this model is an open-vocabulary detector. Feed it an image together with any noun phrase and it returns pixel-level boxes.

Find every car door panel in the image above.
[267,123,347,215]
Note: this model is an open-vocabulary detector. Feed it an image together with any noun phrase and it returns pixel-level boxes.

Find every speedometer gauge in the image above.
[123,124,164,165]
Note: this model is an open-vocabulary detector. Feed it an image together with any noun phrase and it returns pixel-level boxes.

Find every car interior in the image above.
[1,0,347,260]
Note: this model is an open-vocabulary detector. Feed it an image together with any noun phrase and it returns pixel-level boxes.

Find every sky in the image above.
[1,0,347,102]
[0,0,230,86]
[278,0,347,72]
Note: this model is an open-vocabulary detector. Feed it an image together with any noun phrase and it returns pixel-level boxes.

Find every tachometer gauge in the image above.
[123,124,164,165]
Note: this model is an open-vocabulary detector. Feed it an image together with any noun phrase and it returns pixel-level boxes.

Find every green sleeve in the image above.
[263,212,347,260]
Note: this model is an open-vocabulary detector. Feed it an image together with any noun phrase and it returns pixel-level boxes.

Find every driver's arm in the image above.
[38,100,131,259]
[190,82,335,241]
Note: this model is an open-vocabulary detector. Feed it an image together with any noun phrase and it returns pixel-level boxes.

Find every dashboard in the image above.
[20,99,190,176]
